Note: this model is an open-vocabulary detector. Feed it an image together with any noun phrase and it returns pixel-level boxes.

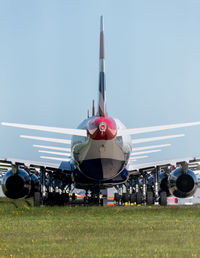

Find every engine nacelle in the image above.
[2,168,39,199]
[168,167,198,198]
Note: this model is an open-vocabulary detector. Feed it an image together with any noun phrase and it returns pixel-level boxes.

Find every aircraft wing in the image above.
[20,135,71,144]
[132,134,184,144]
[0,157,73,172]
[2,121,200,138]
[118,121,200,136]
[127,156,200,173]
[18,133,184,146]
[1,122,87,137]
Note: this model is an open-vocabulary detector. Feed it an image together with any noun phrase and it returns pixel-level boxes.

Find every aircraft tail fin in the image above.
[98,16,107,117]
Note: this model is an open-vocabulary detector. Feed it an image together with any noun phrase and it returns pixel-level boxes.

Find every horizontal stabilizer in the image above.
[131,149,161,156]
[118,121,200,136]
[20,135,71,144]
[133,134,184,144]
[2,122,87,137]
[38,150,71,157]
[33,145,70,152]
[40,156,70,162]
[133,144,171,151]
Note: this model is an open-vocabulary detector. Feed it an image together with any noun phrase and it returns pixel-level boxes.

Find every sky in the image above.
[0,0,200,164]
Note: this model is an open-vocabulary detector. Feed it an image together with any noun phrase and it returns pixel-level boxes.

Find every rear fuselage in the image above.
[71,116,132,187]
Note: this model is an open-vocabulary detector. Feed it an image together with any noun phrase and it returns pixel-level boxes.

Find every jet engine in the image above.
[168,167,198,198]
[2,168,39,199]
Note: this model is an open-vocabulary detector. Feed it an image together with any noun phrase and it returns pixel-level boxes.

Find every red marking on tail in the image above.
[88,116,117,140]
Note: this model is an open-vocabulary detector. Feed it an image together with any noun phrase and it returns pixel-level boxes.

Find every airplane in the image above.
[1,16,200,206]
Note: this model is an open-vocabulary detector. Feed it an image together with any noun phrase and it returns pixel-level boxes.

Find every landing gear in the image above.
[84,188,105,206]
[31,166,75,206]
[40,167,47,202]
[33,192,41,207]
[122,193,130,203]
[130,193,136,203]
[114,183,138,205]
[114,175,143,205]
[114,185,123,205]
[146,191,154,205]
[136,191,142,204]
[153,167,160,204]
[120,167,169,207]
[142,173,148,205]
[153,167,168,206]
[133,175,142,204]
[159,191,167,206]
[32,165,169,207]
[33,167,46,207]
[114,193,121,204]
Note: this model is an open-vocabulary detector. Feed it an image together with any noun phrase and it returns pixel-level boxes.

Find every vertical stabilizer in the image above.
[98,16,107,117]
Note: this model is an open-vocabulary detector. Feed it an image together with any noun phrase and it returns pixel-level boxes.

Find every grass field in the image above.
[0,198,200,257]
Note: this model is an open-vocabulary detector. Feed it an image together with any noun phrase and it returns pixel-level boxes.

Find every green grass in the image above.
[0,198,200,257]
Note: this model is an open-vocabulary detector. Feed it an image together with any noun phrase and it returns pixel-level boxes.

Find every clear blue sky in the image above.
[0,0,200,163]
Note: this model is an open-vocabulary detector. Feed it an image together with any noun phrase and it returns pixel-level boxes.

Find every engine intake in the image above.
[2,168,39,199]
[168,167,198,198]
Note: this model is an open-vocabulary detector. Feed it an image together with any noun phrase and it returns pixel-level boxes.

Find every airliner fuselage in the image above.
[71,116,132,188]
